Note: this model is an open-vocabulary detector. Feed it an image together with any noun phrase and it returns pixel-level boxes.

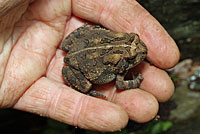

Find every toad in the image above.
[62,25,147,98]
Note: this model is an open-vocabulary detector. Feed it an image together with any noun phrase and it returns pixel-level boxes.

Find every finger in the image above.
[13,77,128,132]
[72,0,180,69]
[112,89,159,123]
[0,0,70,108]
[135,62,174,102]
[91,83,159,123]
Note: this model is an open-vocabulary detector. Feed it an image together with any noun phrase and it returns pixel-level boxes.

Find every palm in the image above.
[0,0,179,132]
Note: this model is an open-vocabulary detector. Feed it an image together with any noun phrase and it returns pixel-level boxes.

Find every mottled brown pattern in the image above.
[62,24,147,98]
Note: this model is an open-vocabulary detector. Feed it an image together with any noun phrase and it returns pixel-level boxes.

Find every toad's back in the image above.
[61,25,135,53]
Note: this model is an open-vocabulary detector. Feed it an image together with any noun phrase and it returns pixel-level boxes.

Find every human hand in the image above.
[0,0,180,132]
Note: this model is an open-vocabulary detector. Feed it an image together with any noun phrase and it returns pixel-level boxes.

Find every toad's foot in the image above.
[88,90,107,99]
[116,72,143,90]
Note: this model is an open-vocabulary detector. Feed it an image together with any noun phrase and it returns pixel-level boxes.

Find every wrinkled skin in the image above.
[0,0,180,132]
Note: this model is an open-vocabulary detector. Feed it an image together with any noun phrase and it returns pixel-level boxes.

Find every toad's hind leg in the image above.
[116,71,143,90]
[62,66,106,98]
[62,66,92,93]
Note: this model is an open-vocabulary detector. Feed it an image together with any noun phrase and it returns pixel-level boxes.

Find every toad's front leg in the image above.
[116,71,143,90]
[62,66,106,98]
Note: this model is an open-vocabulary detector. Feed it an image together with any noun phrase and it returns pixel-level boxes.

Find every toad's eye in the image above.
[142,51,147,55]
